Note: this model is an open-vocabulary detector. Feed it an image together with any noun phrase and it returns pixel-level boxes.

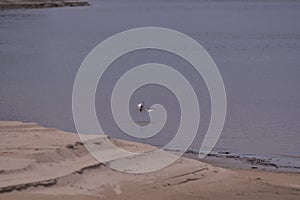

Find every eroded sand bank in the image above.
[0,121,299,200]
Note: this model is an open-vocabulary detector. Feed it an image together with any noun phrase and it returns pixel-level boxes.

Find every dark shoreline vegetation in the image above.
[0,0,90,9]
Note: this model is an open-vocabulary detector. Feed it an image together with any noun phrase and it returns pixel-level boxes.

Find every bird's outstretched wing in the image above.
[146,108,154,112]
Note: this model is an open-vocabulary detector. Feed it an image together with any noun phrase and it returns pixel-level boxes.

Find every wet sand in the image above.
[0,121,299,200]
[0,0,89,9]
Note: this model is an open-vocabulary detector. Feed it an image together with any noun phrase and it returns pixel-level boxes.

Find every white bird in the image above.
[137,102,154,113]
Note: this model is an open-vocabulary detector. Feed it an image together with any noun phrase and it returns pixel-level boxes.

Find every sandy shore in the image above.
[0,121,299,199]
[0,0,89,9]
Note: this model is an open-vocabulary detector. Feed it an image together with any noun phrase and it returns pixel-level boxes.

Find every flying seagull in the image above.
[137,102,154,113]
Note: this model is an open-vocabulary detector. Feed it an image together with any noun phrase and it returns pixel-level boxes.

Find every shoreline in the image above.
[184,151,300,173]
[0,0,90,9]
[0,121,299,199]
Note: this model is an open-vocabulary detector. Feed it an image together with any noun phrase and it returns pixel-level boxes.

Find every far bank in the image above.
[0,0,90,9]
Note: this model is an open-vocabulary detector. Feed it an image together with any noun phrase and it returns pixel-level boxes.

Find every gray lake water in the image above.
[0,0,299,163]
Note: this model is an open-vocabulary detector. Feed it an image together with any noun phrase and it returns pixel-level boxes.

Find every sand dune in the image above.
[0,121,299,199]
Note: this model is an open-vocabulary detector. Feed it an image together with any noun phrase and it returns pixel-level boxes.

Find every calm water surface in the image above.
[0,0,300,161]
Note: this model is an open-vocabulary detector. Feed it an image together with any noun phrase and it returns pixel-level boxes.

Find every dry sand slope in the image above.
[0,121,299,200]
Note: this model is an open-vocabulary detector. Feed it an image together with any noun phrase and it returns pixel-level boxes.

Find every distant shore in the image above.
[0,0,90,9]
